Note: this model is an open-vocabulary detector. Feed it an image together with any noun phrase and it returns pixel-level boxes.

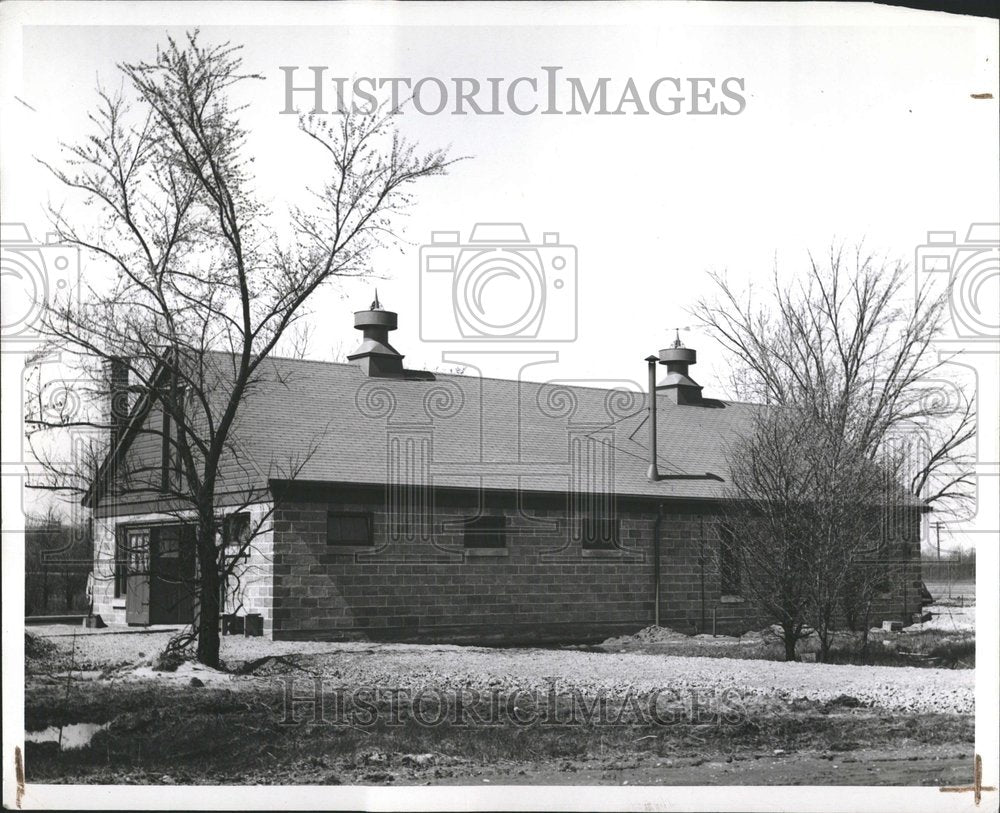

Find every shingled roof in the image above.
[219,355,761,502]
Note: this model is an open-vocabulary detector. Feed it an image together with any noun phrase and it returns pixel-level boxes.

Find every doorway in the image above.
[124,523,195,625]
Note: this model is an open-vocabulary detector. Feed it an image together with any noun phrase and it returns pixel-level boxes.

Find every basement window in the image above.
[463,515,507,549]
[579,516,620,550]
[326,512,373,546]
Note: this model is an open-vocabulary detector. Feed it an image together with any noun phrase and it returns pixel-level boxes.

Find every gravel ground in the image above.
[905,604,975,633]
[289,647,973,715]
[30,625,973,716]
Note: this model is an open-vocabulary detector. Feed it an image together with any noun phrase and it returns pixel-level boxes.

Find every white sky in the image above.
[1,6,998,804]
[2,2,998,545]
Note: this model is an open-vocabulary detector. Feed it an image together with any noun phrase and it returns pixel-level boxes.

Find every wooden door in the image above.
[125,529,150,625]
[150,525,195,625]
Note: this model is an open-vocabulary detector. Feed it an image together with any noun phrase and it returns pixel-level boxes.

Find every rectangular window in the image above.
[326,511,373,546]
[219,514,250,607]
[222,513,252,562]
[719,525,741,595]
[463,515,506,549]
[155,525,182,558]
[579,515,620,550]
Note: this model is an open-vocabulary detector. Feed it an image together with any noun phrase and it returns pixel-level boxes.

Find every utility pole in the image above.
[935,522,941,562]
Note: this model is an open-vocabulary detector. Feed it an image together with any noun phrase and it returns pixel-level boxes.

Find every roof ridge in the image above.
[234,350,762,403]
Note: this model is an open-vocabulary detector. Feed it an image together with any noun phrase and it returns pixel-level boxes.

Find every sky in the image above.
[1,2,998,545]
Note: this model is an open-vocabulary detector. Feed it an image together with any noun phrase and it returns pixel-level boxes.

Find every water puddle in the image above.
[25,722,109,749]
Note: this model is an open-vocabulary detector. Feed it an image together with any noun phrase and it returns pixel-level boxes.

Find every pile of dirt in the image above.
[600,625,691,648]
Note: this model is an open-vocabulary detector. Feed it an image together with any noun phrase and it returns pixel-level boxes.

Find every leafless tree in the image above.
[693,245,975,518]
[701,246,972,657]
[719,408,901,661]
[717,409,817,660]
[28,32,455,667]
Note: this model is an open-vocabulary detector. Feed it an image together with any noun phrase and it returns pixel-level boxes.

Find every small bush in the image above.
[25,632,58,661]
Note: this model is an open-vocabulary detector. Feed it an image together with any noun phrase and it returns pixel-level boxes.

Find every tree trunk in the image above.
[195,514,221,668]
[819,634,832,663]
[782,629,797,661]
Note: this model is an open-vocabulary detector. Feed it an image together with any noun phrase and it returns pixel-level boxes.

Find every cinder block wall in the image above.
[270,485,766,642]
[222,502,276,637]
[272,485,925,643]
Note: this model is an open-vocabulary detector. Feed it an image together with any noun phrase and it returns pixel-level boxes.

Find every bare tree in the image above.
[693,245,974,517]
[29,32,455,667]
[719,408,901,661]
[700,246,972,657]
[717,409,818,661]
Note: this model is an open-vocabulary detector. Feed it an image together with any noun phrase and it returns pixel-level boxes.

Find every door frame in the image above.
[120,519,196,626]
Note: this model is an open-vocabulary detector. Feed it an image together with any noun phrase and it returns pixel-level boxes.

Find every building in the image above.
[86,301,925,642]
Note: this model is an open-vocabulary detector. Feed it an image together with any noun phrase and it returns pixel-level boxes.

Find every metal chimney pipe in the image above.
[645,355,659,482]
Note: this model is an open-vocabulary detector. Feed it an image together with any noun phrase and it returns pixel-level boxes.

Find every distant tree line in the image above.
[24,508,93,616]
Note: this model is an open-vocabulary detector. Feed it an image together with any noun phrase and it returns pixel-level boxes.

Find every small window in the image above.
[222,513,252,562]
[125,528,151,576]
[326,512,372,546]
[719,525,741,595]
[463,515,506,549]
[579,515,620,550]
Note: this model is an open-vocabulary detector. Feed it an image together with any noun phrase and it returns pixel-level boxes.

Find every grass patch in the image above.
[820,631,974,668]
[601,627,974,668]
[25,679,974,784]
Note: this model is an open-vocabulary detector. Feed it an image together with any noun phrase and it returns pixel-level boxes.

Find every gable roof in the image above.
[89,351,931,510]
[215,356,761,502]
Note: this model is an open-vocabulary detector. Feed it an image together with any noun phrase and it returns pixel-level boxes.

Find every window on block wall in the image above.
[222,513,252,563]
[219,512,252,607]
[577,515,620,550]
[326,511,373,546]
[463,515,507,549]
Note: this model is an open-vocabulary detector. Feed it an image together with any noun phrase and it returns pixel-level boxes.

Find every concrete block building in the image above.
[87,302,924,642]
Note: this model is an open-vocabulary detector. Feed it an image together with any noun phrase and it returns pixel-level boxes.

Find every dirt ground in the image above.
[23,617,976,787]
